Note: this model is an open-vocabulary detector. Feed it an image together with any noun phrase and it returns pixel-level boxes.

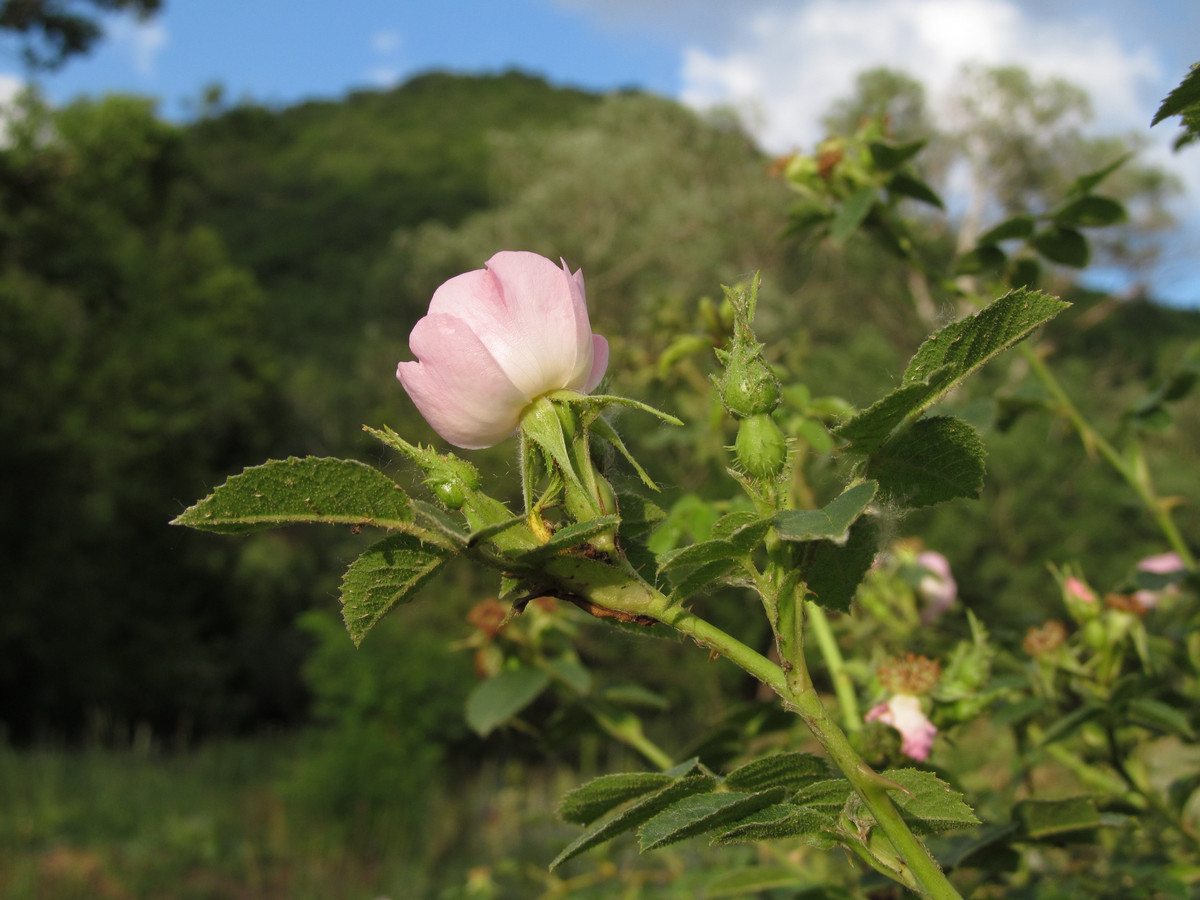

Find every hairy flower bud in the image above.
[716,345,781,417]
[735,413,788,479]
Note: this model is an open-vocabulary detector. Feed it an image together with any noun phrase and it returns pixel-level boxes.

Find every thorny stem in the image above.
[1021,344,1196,571]
[655,601,963,900]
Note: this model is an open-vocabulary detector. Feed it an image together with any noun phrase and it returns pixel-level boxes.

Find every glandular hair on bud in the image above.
[717,349,781,418]
[735,413,788,479]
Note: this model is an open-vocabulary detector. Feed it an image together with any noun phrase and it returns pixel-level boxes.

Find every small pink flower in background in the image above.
[396,251,609,449]
[866,694,937,761]
[916,550,957,622]
[1064,576,1097,604]
[1137,552,1186,575]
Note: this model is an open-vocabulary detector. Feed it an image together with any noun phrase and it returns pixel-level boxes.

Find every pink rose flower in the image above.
[866,694,938,761]
[1064,576,1097,604]
[916,550,957,623]
[396,251,609,448]
[1137,552,1186,575]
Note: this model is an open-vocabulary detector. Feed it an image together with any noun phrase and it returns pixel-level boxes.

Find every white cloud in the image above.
[367,66,401,89]
[371,30,402,55]
[108,15,168,78]
[678,0,1165,153]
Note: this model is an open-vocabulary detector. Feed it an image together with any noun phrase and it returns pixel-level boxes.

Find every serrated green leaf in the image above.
[1152,64,1200,125]
[887,172,944,208]
[558,771,677,825]
[668,557,742,602]
[659,539,740,573]
[1032,227,1089,267]
[714,804,835,844]
[884,769,980,835]
[1015,796,1101,840]
[795,778,855,810]
[724,751,831,792]
[339,533,452,645]
[465,666,551,736]
[868,417,986,509]
[830,185,877,243]
[1053,195,1127,228]
[953,244,1006,276]
[833,371,955,454]
[805,518,877,613]
[551,768,717,869]
[172,457,413,534]
[775,481,878,542]
[869,138,926,171]
[639,788,787,851]
[977,216,1036,244]
[903,289,1069,388]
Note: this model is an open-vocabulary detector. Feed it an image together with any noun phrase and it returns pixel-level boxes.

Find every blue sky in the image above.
[3,0,1198,304]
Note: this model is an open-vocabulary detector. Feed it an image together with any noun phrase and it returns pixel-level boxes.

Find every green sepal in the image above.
[339,532,453,646]
[171,456,413,534]
[508,516,623,566]
[366,425,537,550]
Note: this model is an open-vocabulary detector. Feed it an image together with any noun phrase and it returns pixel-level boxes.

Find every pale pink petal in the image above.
[867,694,937,762]
[397,314,530,449]
[584,335,609,392]
[916,551,956,622]
[474,251,590,395]
[396,251,607,448]
[1064,576,1097,604]
[1138,552,1186,574]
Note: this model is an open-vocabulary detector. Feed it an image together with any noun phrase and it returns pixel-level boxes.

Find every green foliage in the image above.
[172,456,414,533]
[1152,62,1200,149]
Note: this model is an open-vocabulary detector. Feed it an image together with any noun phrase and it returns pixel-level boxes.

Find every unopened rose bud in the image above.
[716,348,781,417]
[397,251,609,449]
[735,413,788,479]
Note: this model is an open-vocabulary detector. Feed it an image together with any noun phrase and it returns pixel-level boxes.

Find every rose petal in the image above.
[397,314,530,449]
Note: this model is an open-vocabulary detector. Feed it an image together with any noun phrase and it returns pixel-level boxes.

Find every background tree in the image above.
[0,0,160,69]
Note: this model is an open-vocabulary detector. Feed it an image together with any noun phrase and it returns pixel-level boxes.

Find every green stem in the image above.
[806,600,862,731]
[1021,344,1196,570]
[589,706,675,771]
[656,603,962,900]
